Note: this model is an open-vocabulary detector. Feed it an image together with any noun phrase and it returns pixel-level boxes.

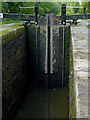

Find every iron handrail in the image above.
[19,4,38,24]
[66,6,85,8]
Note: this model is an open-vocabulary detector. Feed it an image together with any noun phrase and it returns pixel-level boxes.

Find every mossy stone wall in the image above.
[69,28,76,119]
[64,25,70,86]
[2,26,27,120]
[2,23,76,120]
[60,25,76,119]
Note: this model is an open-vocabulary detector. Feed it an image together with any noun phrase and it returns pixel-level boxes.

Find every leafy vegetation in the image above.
[81,19,88,21]
[78,1,90,13]
[87,24,90,29]
[0,2,90,24]
[1,2,90,15]
[1,2,60,15]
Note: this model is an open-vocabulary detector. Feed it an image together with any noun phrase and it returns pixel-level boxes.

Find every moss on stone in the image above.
[69,31,76,119]
[0,23,25,44]
[8,24,23,30]
[4,75,9,84]
[76,51,89,55]
[65,41,69,53]
[87,24,90,28]
[0,30,9,35]
[2,27,25,44]
[16,48,21,58]
[5,58,10,66]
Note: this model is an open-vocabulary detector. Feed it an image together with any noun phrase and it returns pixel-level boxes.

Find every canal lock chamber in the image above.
[25,24,70,88]
[2,21,76,119]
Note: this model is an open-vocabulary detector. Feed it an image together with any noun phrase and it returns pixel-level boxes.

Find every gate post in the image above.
[35,4,39,25]
[61,4,66,25]
[83,6,86,16]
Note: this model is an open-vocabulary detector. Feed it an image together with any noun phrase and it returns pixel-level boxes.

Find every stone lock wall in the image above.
[64,25,70,86]
[69,29,76,119]
[2,26,27,120]
[59,25,76,119]
[1,22,76,120]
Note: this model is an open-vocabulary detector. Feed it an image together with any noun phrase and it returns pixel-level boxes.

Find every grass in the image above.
[82,19,88,21]
[0,18,35,25]
[87,24,90,28]
[0,18,22,24]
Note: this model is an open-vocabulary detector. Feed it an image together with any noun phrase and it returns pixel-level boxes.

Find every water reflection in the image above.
[15,87,68,119]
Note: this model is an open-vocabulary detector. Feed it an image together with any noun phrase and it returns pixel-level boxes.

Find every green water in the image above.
[15,87,69,119]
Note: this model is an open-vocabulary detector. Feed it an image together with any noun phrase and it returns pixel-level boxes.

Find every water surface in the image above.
[15,86,68,119]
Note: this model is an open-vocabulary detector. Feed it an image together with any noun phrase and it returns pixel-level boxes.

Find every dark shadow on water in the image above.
[14,85,69,119]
